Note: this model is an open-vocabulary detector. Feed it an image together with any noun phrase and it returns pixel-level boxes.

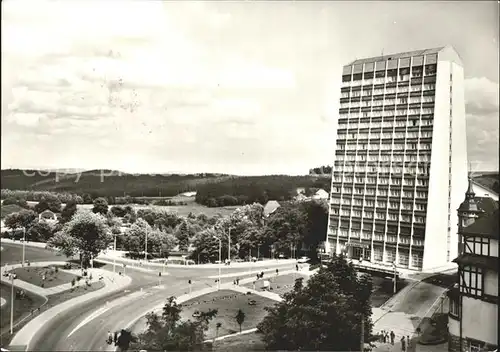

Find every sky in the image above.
[1,1,499,175]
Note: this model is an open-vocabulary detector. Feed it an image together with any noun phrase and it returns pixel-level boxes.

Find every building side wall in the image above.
[462,296,498,345]
[484,269,498,296]
[449,62,468,264]
[490,238,498,257]
[423,61,452,270]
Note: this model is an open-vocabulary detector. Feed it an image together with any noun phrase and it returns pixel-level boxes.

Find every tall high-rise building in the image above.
[325,46,468,271]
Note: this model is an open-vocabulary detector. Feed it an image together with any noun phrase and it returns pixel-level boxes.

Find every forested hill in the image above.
[1,169,331,206]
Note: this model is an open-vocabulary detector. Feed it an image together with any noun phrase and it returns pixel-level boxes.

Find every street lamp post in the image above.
[217,237,222,290]
[144,228,148,261]
[10,274,14,334]
[392,261,397,294]
[113,233,117,274]
[226,227,232,263]
[22,227,26,268]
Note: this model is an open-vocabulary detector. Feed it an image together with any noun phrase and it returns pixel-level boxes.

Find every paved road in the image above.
[29,262,295,351]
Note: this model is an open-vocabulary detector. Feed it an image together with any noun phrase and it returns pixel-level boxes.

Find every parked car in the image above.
[297,256,310,263]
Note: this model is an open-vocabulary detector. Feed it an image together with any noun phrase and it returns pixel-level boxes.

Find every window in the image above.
[449,297,460,318]
[411,253,423,268]
[463,236,490,256]
[468,339,485,352]
[460,266,483,297]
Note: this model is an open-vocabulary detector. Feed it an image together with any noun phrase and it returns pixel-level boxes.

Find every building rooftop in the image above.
[475,197,499,216]
[461,209,499,240]
[453,253,499,270]
[263,200,281,217]
[347,47,445,66]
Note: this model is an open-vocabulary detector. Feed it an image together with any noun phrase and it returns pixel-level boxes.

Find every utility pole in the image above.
[10,274,14,334]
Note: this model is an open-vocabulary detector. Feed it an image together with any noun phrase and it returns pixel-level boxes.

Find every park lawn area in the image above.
[10,266,77,288]
[179,290,278,340]
[215,331,266,352]
[243,274,310,296]
[76,202,238,218]
[0,282,46,334]
[47,279,105,306]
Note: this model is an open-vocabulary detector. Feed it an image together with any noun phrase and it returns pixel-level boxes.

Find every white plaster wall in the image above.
[484,269,498,297]
[449,62,469,263]
[448,316,460,336]
[462,296,498,345]
[490,239,498,258]
[423,61,452,270]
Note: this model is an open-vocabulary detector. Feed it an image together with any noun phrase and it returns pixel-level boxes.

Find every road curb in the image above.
[9,273,131,351]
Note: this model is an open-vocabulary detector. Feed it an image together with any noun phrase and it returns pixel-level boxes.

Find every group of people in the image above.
[379,330,412,351]
[107,330,118,345]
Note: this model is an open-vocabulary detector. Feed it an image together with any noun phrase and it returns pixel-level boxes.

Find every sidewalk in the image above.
[9,270,131,350]
[0,262,110,297]
[0,239,48,249]
[99,251,297,269]
[206,267,301,279]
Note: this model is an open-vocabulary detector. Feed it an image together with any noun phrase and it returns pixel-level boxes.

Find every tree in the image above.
[173,220,193,251]
[34,199,49,214]
[257,255,373,351]
[116,329,137,352]
[92,197,109,215]
[60,200,78,224]
[110,206,127,217]
[189,228,221,263]
[134,296,217,351]
[301,199,329,262]
[4,209,37,232]
[48,210,112,268]
[264,203,306,256]
[28,220,54,242]
[235,309,245,333]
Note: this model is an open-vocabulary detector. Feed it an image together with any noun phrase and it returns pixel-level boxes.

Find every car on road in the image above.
[297,256,310,263]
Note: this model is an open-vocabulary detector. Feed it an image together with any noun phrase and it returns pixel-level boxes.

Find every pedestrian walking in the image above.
[406,336,411,350]
[113,331,118,344]
[381,330,386,343]
[236,278,240,285]
[385,332,389,343]
[401,336,406,351]
[296,264,299,271]
[390,331,395,345]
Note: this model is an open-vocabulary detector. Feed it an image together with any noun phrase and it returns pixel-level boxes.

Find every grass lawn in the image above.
[178,290,278,340]
[10,266,77,288]
[243,273,310,296]
[76,202,239,218]
[215,331,266,352]
[47,279,105,306]
[0,283,46,332]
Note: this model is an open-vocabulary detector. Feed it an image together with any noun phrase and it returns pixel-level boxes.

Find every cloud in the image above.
[465,77,499,171]
[465,77,499,115]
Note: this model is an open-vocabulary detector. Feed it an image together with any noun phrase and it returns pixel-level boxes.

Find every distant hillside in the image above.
[0,169,232,198]
[473,173,499,194]
[1,169,330,206]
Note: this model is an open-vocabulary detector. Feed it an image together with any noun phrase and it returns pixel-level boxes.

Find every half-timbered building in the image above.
[448,179,499,352]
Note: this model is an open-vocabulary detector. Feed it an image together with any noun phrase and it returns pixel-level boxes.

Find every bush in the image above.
[309,263,321,271]
[419,313,448,345]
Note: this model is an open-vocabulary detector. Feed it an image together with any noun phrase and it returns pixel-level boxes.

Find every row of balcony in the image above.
[340,84,436,98]
[331,190,429,200]
[341,73,436,88]
[330,230,425,247]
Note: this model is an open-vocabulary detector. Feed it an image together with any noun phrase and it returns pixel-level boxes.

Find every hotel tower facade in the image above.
[325,46,468,271]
